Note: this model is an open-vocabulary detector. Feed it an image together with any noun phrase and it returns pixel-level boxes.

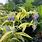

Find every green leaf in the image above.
[15,7,29,20]
[18,22,33,32]
[15,32,32,39]
[37,5,42,18]
[23,0,34,11]
[0,31,12,42]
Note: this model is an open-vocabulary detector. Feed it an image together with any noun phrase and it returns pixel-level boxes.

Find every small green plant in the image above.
[0,7,39,42]
[22,0,34,11]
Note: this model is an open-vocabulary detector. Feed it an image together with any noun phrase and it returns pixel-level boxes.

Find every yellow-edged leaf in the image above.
[0,31,12,42]
[15,32,32,39]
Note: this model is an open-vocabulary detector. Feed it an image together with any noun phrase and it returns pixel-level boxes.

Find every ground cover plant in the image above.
[0,0,42,42]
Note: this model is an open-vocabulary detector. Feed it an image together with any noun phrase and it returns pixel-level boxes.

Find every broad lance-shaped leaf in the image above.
[0,31,12,42]
[18,22,33,29]
[14,34,25,42]
[16,12,21,19]
[16,12,27,20]
[15,32,32,39]
[1,20,14,26]
[19,7,26,13]
[10,38,20,42]
[19,7,29,20]
[0,32,32,42]
[18,20,33,32]
[15,7,29,20]
[18,23,29,29]
[20,12,28,20]
[1,20,9,26]
[0,16,8,20]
